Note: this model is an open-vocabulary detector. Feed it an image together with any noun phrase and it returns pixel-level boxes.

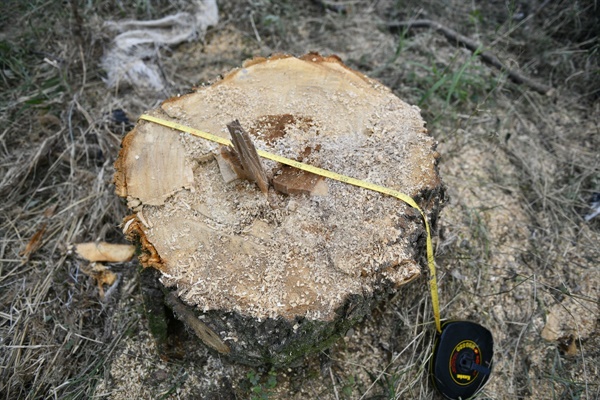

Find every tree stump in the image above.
[114,53,445,366]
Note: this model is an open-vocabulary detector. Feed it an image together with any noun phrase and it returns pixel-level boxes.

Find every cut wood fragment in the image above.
[226,119,269,194]
[75,242,135,263]
[114,53,446,366]
[113,122,195,206]
[215,150,242,184]
[164,292,231,354]
[80,262,118,299]
[272,166,328,196]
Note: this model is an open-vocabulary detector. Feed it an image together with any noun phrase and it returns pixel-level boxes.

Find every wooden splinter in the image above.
[226,120,270,195]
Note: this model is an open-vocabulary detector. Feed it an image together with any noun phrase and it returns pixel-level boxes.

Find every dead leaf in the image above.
[81,262,118,299]
[558,335,578,357]
[37,113,62,129]
[20,223,47,260]
[541,291,596,343]
[75,242,135,262]
[43,204,58,218]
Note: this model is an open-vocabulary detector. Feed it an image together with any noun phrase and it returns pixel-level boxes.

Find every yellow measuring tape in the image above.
[139,114,442,333]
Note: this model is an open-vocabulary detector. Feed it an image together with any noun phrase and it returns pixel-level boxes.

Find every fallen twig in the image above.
[387,19,554,96]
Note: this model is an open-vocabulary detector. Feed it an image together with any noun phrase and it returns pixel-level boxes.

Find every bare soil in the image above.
[1,1,598,399]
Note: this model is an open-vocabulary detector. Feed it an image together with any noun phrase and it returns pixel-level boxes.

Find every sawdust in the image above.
[94,327,240,399]
[435,105,600,398]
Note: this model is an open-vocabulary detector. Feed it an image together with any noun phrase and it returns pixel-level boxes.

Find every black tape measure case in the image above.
[431,321,494,399]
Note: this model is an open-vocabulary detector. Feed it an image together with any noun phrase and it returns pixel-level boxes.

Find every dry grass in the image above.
[1,0,598,399]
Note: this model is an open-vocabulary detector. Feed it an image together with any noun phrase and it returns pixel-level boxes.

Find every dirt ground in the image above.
[1,1,598,399]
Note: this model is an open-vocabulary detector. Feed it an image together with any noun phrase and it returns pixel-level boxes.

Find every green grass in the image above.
[245,369,279,400]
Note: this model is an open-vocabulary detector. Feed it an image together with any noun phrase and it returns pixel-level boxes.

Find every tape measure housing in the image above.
[431,321,493,399]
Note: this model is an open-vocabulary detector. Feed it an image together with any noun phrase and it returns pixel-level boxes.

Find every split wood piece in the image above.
[79,262,118,300]
[272,165,328,196]
[164,291,231,354]
[217,146,246,183]
[114,52,446,366]
[74,242,135,263]
[226,119,269,195]
[220,120,328,196]
[113,121,194,205]
[388,19,554,96]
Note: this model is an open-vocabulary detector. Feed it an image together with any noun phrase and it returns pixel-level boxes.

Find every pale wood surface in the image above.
[115,53,443,327]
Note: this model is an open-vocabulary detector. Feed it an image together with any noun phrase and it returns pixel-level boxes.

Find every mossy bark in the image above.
[142,268,384,366]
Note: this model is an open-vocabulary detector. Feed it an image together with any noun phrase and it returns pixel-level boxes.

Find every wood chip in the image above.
[272,166,328,196]
[217,146,248,183]
[75,242,135,263]
[80,262,118,299]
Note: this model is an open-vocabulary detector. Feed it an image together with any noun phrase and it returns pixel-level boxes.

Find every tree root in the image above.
[388,19,554,96]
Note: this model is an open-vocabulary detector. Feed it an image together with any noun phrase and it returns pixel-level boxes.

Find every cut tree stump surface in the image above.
[114,53,444,365]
